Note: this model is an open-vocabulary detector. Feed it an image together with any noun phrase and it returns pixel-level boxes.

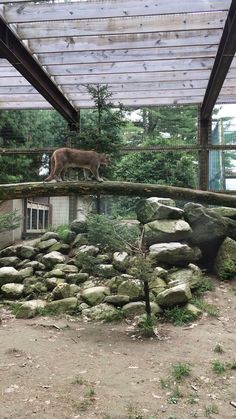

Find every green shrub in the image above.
[218,259,236,281]
[162,305,200,326]
[191,298,219,317]
[87,214,140,252]
[171,362,191,381]
[212,360,226,374]
[0,209,21,233]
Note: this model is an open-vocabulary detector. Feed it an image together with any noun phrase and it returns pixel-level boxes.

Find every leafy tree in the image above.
[0,207,21,233]
[0,110,67,183]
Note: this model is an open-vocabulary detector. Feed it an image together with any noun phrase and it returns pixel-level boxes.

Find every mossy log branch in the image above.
[0,181,235,208]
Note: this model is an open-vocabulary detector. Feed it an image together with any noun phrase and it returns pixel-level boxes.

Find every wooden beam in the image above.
[4,0,231,23]
[201,0,236,120]
[0,180,235,208]
[17,12,226,39]
[0,15,78,124]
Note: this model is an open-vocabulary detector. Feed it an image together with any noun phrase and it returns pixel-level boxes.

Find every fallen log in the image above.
[0,180,235,208]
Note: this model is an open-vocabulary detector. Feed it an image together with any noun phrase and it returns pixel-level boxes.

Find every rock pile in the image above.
[0,198,235,321]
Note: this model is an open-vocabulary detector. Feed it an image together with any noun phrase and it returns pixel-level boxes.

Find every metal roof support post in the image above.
[201,0,236,120]
[198,106,211,191]
[0,16,79,125]
[68,109,81,221]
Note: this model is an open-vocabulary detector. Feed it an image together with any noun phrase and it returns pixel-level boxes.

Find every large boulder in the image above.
[41,251,66,269]
[156,283,192,307]
[136,197,182,224]
[122,301,162,317]
[39,232,60,241]
[15,300,46,318]
[1,283,24,299]
[113,252,129,272]
[75,245,100,257]
[143,219,192,246]
[18,267,34,279]
[117,279,144,300]
[0,256,20,267]
[51,283,71,300]
[149,242,201,266]
[104,294,130,306]
[46,297,78,314]
[214,237,236,280]
[184,203,228,268]
[37,239,59,252]
[0,267,23,286]
[81,286,110,306]
[48,243,71,254]
[16,245,37,260]
[210,206,236,220]
[0,246,16,257]
[96,264,117,278]
[70,219,88,234]
[167,264,203,289]
[81,303,119,321]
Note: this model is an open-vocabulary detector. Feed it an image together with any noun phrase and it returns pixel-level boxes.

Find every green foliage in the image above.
[55,224,71,241]
[204,404,219,417]
[87,214,140,252]
[102,308,124,323]
[113,151,197,188]
[112,105,198,190]
[214,344,224,354]
[137,313,156,337]
[67,85,126,158]
[227,360,236,369]
[160,377,171,389]
[194,277,215,295]
[171,362,191,381]
[187,394,199,405]
[191,298,219,317]
[162,305,200,326]
[167,386,183,404]
[218,259,236,281]
[212,360,226,375]
[0,209,21,233]
[0,110,67,183]
[75,252,100,275]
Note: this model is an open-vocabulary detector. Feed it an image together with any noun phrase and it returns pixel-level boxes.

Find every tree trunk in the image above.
[0,180,235,208]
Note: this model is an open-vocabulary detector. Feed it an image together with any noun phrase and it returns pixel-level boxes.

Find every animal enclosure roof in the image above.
[0,0,235,123]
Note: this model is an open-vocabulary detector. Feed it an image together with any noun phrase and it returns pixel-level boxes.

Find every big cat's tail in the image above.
[44,154,55,181]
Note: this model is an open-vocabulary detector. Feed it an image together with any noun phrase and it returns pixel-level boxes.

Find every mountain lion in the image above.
[45,147,110,182]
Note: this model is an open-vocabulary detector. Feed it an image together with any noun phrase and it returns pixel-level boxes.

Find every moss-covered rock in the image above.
[214,237,236,280]
[81,286,110,306]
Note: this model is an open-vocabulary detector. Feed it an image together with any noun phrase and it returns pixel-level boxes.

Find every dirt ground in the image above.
[0,280,236,419]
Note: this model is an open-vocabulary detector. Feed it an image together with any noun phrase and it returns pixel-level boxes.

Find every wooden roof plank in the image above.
[72,97,203,107]
[16,12,227,39]
[68,88,206,100]
[4,0,231,23]
[62,80,209,92]
[46,58,215,76]
[37,45,218,66]
[28,29,222,53]
[54,70,212,84]
[0,102,52,109]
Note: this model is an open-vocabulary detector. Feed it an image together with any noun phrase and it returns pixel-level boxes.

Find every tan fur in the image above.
[45,147,110,182]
